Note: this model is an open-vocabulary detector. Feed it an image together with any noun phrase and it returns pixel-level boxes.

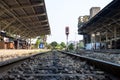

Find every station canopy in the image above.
[0,0,50,38]
[78,0,120,38]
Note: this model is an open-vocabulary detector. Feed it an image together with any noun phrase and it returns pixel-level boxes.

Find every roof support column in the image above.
[83,34,91,48]
[90,34,93,50]
[105,31,108,50]
[94,33,96,50]
[99,32,101,50]
[17,40,20,49]
[114,26,117,49]
[29,38,32,49]
[91,33,96,50]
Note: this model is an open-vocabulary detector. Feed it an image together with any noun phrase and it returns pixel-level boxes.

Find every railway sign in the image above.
[65,26,69,51]
[65,27,69,35]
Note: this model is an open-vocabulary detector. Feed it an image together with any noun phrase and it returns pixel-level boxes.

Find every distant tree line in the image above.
[34,36,84,51]
[46,41,66,50]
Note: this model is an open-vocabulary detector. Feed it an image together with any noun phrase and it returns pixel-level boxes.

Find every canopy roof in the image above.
[78,0,120,38]
[0,0,50,38]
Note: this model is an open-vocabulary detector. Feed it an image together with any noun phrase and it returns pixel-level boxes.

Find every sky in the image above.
[45,0,113,44]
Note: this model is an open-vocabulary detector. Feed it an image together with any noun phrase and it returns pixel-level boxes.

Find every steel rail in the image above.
[59,51,120,78]
[11,73,98,77]
[0,51,50,76]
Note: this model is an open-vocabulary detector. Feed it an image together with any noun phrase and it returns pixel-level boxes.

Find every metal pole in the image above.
[66,35,68,51]
[65,27,69,51]
[17,39,19,49]
[94,33,96,50]
[29,38,31,49]
[75,32,76,50]
[99,32,101,50]
[105,31,108,50]
[114,26,117,49]
[91,34,93,50]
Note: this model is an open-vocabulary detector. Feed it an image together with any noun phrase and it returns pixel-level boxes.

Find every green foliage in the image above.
[50,41,58,49]
[79,41,84,48]
[46,43,52,49]
[68,43,74,50]
[55,44,63,50]
[46,41,66,50]
[60,42,66,48]
[35,35,47,49]
[35,38,40,48]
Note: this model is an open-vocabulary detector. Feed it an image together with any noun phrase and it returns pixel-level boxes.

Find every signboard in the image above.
[39,43,44,49]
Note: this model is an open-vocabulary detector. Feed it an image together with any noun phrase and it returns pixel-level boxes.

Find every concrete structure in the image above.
[90,7,100,18]
[78,0,120,50]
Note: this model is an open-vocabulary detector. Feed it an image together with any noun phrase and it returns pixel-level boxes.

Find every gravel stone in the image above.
[1,51,114,80]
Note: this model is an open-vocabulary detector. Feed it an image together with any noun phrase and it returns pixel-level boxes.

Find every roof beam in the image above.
[0,3,44,12]
[0,11,4,16]
[30,24,49,29]
[42,24,49,27]
[103,26,113,33]
[0,13,46,21]
[33,24,49,27]
[11,25,23,34]
[2,20,15,30]
[79,8,120,32]
[24,20,48,25]
[41,19,48,22]
[23,20,47,24]
[38,32,50,35]
[98,16,120,28]
[9,3,44,10]
[0,1,37,37]
[31,3,41,35]
[34,29,50,32]
[25,21,41,25]
[16,29,33,38]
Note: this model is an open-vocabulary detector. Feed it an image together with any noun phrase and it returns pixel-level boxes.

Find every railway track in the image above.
[0,51,119,80]
[76,50,120,64]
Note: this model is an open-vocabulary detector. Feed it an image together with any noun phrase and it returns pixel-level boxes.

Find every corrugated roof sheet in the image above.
[0,0,50,38]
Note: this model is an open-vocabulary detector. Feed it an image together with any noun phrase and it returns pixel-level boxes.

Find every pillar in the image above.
[91,33,95,50]
[17,40,19,49]
[105,31,108,49]
[99,32,101,50]
[94,33,96,50]
[30,38,31,49]
[114,26,117,49]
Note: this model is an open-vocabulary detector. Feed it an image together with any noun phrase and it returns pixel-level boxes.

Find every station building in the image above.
[0,0,50,49]
[78,0,120,50]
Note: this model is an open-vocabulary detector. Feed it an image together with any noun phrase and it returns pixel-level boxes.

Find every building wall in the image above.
[90,7,100,18]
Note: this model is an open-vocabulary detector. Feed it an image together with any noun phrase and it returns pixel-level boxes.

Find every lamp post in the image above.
[65,26,69,51]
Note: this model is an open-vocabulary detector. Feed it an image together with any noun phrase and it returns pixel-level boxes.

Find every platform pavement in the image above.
[0,49,50,62]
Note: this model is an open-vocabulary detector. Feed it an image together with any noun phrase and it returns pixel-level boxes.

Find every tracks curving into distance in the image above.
[0,50,119,80]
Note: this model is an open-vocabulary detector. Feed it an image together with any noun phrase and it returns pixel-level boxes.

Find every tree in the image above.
[68,43,74,50]
[35,38,40,48]
[79,41,84,49]
[56,44,63,50]
[50,41,58,49]
[46,43,52,49]
[60,42,66,49]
